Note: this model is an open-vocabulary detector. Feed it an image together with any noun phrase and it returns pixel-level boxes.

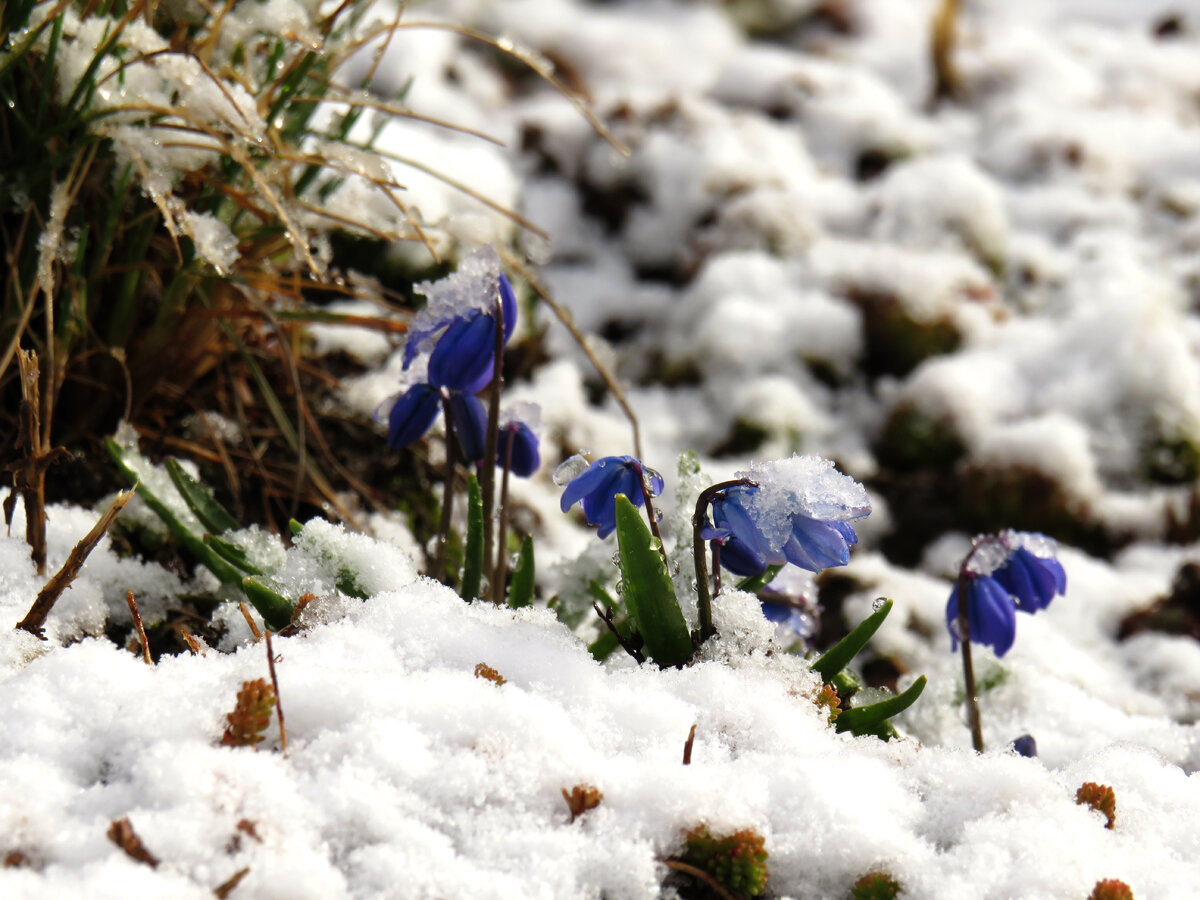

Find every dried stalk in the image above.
[125,591,152,665]
[17,487,135,638]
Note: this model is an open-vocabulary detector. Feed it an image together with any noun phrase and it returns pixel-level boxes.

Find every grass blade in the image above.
[460,474,483,603]
[507,536,535,608]
[167,458,240,535]
[811,598,893,684]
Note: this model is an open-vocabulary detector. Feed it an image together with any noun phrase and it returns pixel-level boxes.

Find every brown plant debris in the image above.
[16,487,135,637]
[1089,879,1134,900]
[126,591,152,665]
[107,817,159,868]
[4,850,28,868]
[562,784,603,823]
[214,866,251,898]
[264,631,287,754]
[1076,782,1117,830]
[683,723,697,765]
[474,662,506,685]
[220,679,277,749]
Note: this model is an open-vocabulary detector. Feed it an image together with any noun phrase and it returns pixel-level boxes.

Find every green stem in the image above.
[956,578,985,752]
[691,479,755,644]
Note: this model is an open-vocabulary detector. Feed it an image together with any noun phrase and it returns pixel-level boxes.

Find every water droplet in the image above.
[615,580,625,595]
[643,465,664,496]
[610,552,621,568]
[553,454,590,486]
[872,597,886,611]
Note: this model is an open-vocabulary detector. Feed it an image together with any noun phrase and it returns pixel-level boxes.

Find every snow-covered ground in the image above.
[7,0,1200,897]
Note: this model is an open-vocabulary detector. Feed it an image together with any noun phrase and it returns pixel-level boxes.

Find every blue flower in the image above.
[760,598,813,638]
[702,484,784,577]
[428,310,498,393]
[702,476,866,577]
[446,392,487,463]
[1011,734,1038,758]
[991,544,1066,613]
[499,273,517,344]
[498,420,540,478]
[387,384,441,449]
[946,574,1017,657]
[559,456,663,539]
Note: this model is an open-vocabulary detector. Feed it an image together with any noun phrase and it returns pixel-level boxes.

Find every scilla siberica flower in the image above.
[559,456,664,539]
[703,456,871,578]
[386,247,518,456]
[946,531,1066,657]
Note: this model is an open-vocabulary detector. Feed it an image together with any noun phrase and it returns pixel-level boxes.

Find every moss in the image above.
[876,403,965,472]
[848,288,961,379]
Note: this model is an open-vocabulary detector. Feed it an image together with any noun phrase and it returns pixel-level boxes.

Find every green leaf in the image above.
[203,534,263,575]
[105,438,243,587]
[834,676,927,738]
[735,564,783,596]
[242,577,295,632]
[614,495,693,667]
[811,598,893,684]
[460,474,484,603]
[587,630,621,662]
[166,458,239,535]
[508,536,535,608]
[288,518,304,537]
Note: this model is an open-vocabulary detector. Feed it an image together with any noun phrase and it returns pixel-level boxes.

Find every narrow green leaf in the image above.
[204,534,262,575]
[105,438,243,586]
[834,676,927,738]
[614,495,692,667]
[336,568,368,600]
[812,598,893,684]
[166,458,239,535]
[735,564,783,596]
[460,474,484,603]
[508,536,535,608]
[288,518,304,536]
[242,577,295,632]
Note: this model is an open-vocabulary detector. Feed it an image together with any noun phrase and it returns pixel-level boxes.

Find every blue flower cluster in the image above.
[559,456,664,538]
[386,256,539,476]
[946,532,1066,657]
[702,483,864,578]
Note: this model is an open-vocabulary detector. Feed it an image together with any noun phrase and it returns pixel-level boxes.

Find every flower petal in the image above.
[428,312,497,392]
[781,515,851,572]
[387,384,440,449]
[447,392,487,464]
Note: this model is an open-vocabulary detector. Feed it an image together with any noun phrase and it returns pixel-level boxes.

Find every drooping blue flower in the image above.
[702,461,868,578]
[1011,734,1038,758]
[991,543,1066,613]
[428,310,498,393]
[387,384,441,449]
[446,392,487,464]
[760,598,813,638]
[499,273,517,344]
[559,455,663,539]
[946,573,1017,657]
[702,484,784,578]
[498,420,540,478]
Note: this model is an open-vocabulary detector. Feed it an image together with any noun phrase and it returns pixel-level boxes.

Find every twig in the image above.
[592,601,645,664]
[17,488,135,638]
[264,630,287,755]
[107,817,159,869]
[126,591,152,665]
[480,295,504,592]
[662,860,739,900]
[238,603,263,641]
[502,254,643,460]
[930,0,963,106]
[682,724,696,765]
[434,392,458,583]
[492,429,515,605]
[213,867,250,899]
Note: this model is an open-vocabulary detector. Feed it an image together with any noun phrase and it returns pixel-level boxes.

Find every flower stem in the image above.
[636,465,668,571]
[434,391,458,585]
[691,479,754,644]
[480,296,505,590]
[491,429,515,605]
[955,577,985,753]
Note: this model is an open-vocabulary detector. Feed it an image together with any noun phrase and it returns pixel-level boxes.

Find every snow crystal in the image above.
[180,212,239,275]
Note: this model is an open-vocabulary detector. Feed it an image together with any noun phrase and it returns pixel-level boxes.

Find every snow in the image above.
[14,0,1200,896]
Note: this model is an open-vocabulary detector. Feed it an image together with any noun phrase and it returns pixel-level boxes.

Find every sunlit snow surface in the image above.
[10,0,1200,897]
